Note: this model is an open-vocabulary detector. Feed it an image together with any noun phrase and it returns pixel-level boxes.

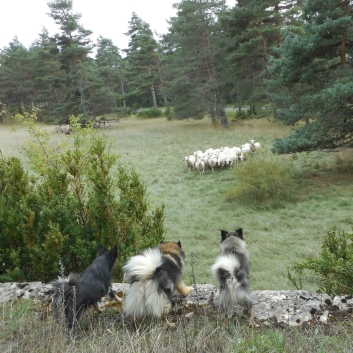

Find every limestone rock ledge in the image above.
[0,282,352,327]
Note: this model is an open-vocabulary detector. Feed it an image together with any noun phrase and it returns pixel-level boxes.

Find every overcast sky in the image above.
[1,0,235,51]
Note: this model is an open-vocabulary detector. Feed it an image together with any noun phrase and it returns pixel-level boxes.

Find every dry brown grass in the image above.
[1,299,352,353]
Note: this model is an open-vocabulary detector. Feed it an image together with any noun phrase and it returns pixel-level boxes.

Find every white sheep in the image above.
[194,150,203,158]
[195,157,205,174]
[208,155,218,172]
[232,146,242,156]
[241,144,251,157]
[250,140,261,152]
[184,139,260,174]
[184,155,196,171]
[217,153,228,168]
[201,153,209,165]
[226,152,238,168]
[253,142,261,152]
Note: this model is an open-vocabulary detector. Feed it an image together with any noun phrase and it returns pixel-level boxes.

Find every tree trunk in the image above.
[340,0,349,65]
[214,91,228,128]
[79,77,90,116]
[151,84,158,109]
[274,3,283,49]
[163,96,174,120]
[154,56,173,119]
[236,81,242,114]
[203,25,228,128]
[120,80,127,108]
[108,82,118,108]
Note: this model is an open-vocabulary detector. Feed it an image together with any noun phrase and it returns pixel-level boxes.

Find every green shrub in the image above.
[227,109,252,121]
[228,156,296,205]
[272,122,334,154]
[288,227,353,296]
[0,113,165,282]
[137,108,163,119]
[114,167,165,276]
[335,150,353,175]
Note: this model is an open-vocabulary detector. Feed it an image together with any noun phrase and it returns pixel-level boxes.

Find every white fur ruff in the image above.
[211,254,247,316]
[123,248,171,320]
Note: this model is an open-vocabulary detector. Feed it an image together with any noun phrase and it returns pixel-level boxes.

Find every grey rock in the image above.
[0,282,352,327]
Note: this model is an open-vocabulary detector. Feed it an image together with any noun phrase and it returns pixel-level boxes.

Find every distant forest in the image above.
[0,0,352,153]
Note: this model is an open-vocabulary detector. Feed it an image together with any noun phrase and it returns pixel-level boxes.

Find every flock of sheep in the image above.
[184,139,261,174]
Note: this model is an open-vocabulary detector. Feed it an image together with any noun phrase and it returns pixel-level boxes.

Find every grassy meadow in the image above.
[1,298,353,353]
[1,115,353,290]
[1,115,353,352]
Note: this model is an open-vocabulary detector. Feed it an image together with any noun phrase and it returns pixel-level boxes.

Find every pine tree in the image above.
[47,0,102,118]
[268,0,353,153]
[162,0,229,127]
[0,38,34,114]
[124,13,160,109]
[219,0,294,115]
[30,28,65,119]
[95,37,127,110]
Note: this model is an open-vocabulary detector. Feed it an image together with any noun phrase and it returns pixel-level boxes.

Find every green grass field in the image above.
[1,115,352,291]
[1,115,353,352]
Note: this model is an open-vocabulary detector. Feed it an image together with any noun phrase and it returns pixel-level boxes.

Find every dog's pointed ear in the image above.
[177,240,182,248]
[110,245,118,257]
[221,230,228,242]
[235,228,243,240]
[98,245,107,256]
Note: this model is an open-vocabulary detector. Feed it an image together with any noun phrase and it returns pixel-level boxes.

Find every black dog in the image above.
[51,245,120,328]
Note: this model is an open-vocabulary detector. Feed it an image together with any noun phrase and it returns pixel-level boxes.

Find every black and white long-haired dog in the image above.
[51,245,121,328]
[211,228,257,327]
[123,241,194,328]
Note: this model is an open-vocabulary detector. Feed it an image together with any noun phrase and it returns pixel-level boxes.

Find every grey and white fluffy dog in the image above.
[211,228,257,326]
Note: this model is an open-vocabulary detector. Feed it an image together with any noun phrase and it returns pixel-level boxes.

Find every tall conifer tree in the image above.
[268,0,353,153]
[0,38,34,114]
[30,29,65,117]
[95,37,127,110]
[124,13,160,109]
[219,0,296,115]
[47,0,99,117]
[162,0,229,127]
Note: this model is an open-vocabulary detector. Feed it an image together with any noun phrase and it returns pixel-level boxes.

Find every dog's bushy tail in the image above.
[123,248,163,284]
[211,254,252,316]
[51,273,81,324]
[123,248,172,320]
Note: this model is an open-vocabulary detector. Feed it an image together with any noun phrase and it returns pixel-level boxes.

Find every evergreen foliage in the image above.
[137,108,164,119]
[0,0,352,149]
[0,113,165,282]
[124,13,160,109]
[30,29,66,120]
[288,227,353,296]
[47,0,93,116]
[162,0,229,127]
[219,0,296,115]
[0,39,34,114]
[268,0,353,153]
[95,36,127,111]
